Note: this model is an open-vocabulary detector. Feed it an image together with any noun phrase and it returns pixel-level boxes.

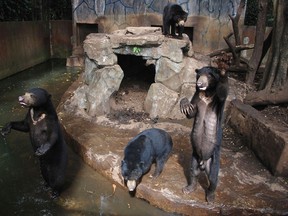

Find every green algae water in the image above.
[0,59,177,216]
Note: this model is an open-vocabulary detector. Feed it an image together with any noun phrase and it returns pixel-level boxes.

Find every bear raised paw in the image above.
[121,128,173,192]
[180,66,229,202]
[163,3,188,38]
[1,88,67,198]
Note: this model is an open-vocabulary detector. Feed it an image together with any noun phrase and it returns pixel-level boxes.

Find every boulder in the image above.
[155,57,185,91]
[86,65,124,116]
[84,34,117,66]
[144,83,179,119]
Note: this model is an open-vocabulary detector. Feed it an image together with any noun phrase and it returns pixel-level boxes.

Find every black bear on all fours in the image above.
[163,3,188,38]
[121,128,173,192]
[180,66,229,202]
[1,88,67,198]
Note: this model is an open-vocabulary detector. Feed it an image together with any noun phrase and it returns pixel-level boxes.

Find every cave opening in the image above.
[109,54,156,121]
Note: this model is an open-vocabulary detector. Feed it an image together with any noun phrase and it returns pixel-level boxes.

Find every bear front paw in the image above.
[35,148,45,156]
[35,144,51,156]
[1,123,12,137]
[180,98,194,116]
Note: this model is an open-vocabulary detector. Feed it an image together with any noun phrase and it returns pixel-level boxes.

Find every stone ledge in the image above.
[228,99,288,177]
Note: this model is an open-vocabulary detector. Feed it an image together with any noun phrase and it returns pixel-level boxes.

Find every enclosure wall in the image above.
[0,20,72,80]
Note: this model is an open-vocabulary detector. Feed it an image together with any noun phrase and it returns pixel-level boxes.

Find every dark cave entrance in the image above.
[117,54,155,88]
[109,54,156,122]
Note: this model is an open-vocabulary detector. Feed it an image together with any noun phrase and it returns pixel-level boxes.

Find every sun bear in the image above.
[1,88,67,198]
[180,66,228,202]
[163,3,188,38]
[121,128,173,192]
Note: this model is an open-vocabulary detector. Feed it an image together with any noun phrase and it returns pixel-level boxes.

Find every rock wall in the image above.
[64,27,207,119]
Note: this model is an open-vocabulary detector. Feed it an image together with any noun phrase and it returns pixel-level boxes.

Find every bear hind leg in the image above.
[163,21,170,35]
[40,162,51,187]
[183,155,200,194]
[151,153,170,178]
[49,171,66,198]
[205,151,220,202]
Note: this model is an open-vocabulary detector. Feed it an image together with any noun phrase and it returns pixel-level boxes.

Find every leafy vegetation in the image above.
[244,0,274,26]
[132,47,141,54]
[0,0,72,21]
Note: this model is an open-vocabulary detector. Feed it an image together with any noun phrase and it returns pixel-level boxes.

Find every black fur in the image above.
[1,88,67,198]
[121,128,173,192]
[163,3,188,38]
[180,66,228,202]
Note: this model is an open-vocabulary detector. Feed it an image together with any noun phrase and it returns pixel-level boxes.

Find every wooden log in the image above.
[244,86,288,106]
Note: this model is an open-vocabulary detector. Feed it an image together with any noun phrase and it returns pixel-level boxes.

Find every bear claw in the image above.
[182,184,197,194]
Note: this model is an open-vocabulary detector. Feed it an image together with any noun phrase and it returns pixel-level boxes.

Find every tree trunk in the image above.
[274,5,288,86]
[228,0,246,66]
[246,0,268,85]
[229,0,245,46]
[260,0,286,90]
[244,83,288,106]
[257,29,273,72]
[245,0,288,106]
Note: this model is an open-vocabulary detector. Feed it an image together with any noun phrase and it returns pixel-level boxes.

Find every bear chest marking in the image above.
[199,91,214,105]
[30,108,46,125]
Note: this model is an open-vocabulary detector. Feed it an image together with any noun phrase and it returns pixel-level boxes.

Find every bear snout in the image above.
[197,75,209,90]
[18,96,27,106]
[127,180,137,191]
[197,81,208,90]
[178,20,185,26]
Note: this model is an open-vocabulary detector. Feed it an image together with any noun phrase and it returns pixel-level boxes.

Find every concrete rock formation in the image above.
[64,27,205,119]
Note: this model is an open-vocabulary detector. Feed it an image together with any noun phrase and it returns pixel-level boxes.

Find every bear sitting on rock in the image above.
[1,88,67,198]
[180,66,228,202]
[121,128,173,192]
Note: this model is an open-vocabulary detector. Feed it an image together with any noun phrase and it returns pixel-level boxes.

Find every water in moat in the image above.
[0,59,177,215]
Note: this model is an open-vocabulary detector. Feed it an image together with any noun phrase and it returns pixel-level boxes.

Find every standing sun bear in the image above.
[1,88,67,198]
[180,66,228,202]
[163,3,188,38]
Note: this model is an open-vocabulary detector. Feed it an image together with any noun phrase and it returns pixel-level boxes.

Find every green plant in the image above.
[132,47,141,54]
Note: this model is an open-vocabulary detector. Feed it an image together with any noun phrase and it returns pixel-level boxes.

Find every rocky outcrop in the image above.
[64,27,207,120]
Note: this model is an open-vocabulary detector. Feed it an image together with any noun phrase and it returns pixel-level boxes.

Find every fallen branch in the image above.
[208,44,254,57]
[244,86,288,106]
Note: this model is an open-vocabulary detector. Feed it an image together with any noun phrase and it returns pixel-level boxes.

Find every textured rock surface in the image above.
[144,83,179,119]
